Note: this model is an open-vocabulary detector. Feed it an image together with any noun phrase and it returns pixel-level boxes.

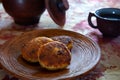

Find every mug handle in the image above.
[88,12,97,28]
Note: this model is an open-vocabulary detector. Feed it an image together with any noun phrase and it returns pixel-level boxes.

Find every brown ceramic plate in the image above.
[0,29,101,80]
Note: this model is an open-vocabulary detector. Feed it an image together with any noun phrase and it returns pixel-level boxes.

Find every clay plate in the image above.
[0,29,101,80]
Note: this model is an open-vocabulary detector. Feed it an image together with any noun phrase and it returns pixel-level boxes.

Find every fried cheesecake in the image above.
[38,41,71,70]
[22,37,53,63]
[52,36,73,50]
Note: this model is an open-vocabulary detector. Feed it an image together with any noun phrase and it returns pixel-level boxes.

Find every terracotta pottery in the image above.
[45,0,69,26]
[0,29,101,80]
[2,0,69,26]
[2,0,45,26]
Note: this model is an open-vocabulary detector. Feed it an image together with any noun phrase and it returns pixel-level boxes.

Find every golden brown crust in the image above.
[52,36,73,51]
[21,37,53,63]
[38,41,71,70]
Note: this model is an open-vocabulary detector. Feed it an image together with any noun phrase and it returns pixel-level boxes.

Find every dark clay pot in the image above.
[2,0,45,25]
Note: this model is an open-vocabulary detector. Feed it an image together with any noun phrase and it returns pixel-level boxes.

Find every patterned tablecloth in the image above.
[0,0,120,80]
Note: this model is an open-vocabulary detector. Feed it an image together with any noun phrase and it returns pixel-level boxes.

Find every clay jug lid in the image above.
[45,0,69,26]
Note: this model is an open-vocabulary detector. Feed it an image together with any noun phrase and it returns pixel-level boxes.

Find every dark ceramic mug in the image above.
[88,8,120,37]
